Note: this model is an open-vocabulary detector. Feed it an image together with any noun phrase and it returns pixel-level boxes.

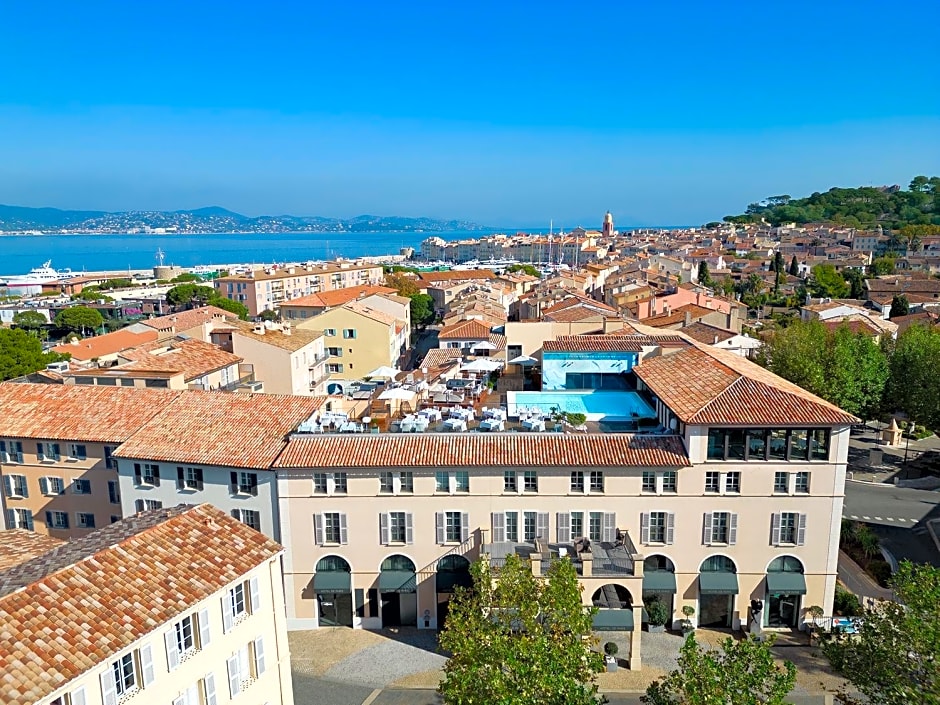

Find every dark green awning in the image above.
[699,572,739,595]
[643,571,677,594]
[766,572,807,595]
[314,571,351,593]
[437,571,473,593]
[379,570,417,593]
[592,608,634,631]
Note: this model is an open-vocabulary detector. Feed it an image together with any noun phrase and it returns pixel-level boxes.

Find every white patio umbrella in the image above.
[462,358,503,373]
[378,387,417,401]
[508,354,537,366]
[471,340,498,351]
[367,365,400,379]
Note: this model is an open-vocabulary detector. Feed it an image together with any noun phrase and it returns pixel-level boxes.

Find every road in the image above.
[843,480,940,528]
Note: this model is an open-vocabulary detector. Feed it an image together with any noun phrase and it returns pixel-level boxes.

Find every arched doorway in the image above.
[436,555,472,631]
[698,555,738,628]
[765,556,806,628]
[315,555,353,627]
[592,584,634,632]
[379,554,417,627]
[643,555,676,626]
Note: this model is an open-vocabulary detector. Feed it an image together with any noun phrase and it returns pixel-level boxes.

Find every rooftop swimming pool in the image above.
[506,390,656,422]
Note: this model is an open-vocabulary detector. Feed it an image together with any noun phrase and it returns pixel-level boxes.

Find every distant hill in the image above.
[0,204,488,234]
[723,176,940,231]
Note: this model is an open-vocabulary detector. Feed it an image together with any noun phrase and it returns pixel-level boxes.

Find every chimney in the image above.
[253,324,266,335]
[684,310,692,327]
[282,322,292,336]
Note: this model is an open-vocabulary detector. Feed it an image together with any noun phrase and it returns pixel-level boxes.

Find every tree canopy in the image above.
[889,294,910,318]
[0,328,70,381]
[409,293,435,328]
[506,263,541,278]
[54,306,104,334]
[809,264,850,299]
[723,177,940,231]
[883,323,940,429]
[166,283,216,307]
[12,310,49,337]
[438,553,604,705]
[822,561,940,705]
[384,271,420,298]
[643,634,796,705]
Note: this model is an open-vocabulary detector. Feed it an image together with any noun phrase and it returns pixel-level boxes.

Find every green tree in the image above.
[439,554,604,705]
[643,634,796,705]
[810,264,850,299]
[208,296,249,320]
[697,261,712,287]
[170,272,203,283]
[823,561,940,705]
[384,271,420,298]
[166,283,216,307]
[259,309,279,322]
[73,289,115,302]
[506,263,541,278]
[12,310,49,338]
[842,268,865,299]
[788,255,799,277]
[54,306,104,335]
[870,256,896,276]
[0,328,70,381]
[408,293,435,328]
[884,323,940,428]
[889,294,910,318]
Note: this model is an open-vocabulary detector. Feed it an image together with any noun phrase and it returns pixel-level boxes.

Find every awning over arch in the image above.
[314,571,351,593]
[643,570,677,594]
[766,572,807,595]
[699,572,739,595]
[592,608,634,631]
[379,570,417,593]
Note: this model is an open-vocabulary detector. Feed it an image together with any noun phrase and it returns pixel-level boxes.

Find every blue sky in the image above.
[0,1,937,227]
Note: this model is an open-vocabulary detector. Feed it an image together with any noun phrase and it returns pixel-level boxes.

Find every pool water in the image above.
[506,390,655,421]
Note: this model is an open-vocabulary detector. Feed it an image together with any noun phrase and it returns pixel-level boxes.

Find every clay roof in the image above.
[0,504,282,705]
[280,285,397,308]
[820,317,884,337]
[0,531,65,572]
[51,328,159,361]
[543,335,671,352]
[0,383,182,443]
[867,277,940,293]
[342,300,399,325]
[117,337,242,380]
[275,433,691,469]
[114,391,325,468]
[634,345,858,426]
[438,318,493,340]
[141,305,238,333]
[680,322,738,344]
[419,348,464,369]
[418,269,498,283]
[230,320,323,352]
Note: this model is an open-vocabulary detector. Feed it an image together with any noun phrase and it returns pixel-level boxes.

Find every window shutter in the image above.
[2,475,11,497]
[230,471,238,494]
[134,463,142,484]
[253,637,266,675]
[491,512,505,543]
[536,512,549,540]
[221,593,234,634]
[380,513,390,545]
[196,470,204,491]
[52,443,61,461]
[640,513,650,544]
[602,512,616,542]
[135,499,144,513]
[703,513,713,545]
[20,478,27,499]
[36,443,45,461]
[24,511,33,531]
[45,511,53,527]
[203,673,218,705]
[728,513,738,546]
[461,512,470,543]
[152,466,161,487]
[140,643,155,686]
[666,513,675,545]
[250,475,258,496]
[435,512,445,544]
[165,628,180,670]
[71,686,87,705]
[771,513,781,546]
[62,513,69,529]
[405,513,414,545]
[448,473,456,494]
[797,514,807,546]
[314,514,324,545]
[100,669,118,705]
[177,467,185,490]
[556,513,571,544]
[249,576,261,613]
[5,509,13,529]
[198,608,211,648]
[39,476,49,495]
[339,513,348,544]
[516,471,524,494]
[226,655,241,697]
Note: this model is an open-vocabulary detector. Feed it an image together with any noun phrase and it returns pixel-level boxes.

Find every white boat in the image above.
[1,261,73,288]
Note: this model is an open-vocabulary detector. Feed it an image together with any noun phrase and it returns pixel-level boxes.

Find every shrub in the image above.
[604,641,618,656]
[646,600,670,627]
[833,586,861,616]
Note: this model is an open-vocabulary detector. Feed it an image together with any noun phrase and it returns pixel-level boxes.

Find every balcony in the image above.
[309,350,330,367]
[482,530,640,579]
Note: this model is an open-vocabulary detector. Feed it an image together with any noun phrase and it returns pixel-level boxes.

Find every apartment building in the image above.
[279,285,398,321]
[213,262,384,317]
[0,384,180,537]
[0,503,293,705]
[270,341,854,670]
[114,391,325,541]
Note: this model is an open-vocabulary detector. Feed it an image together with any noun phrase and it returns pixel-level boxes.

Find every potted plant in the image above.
[805,605,824,644]
[680,605,695,636]
[603,641,619,672]
[645,599,670,633]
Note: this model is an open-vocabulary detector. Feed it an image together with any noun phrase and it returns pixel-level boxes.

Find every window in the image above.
[399,472,413,493]
[522,470,538,493]
[1,440,24,463]
[379,471,393,494]
[226,638,266,697]
[104,445,116,469]
[382,511,412,544]
[503,511,519,542]
[316,512,346,544]
[327,363,344,373]
[794,471,810,494]
[5,508,33,530]
[342,328,357,339]
[589,471,604,493]
[108,480,121,504]
[435,471,448,492]
[570,471,585,493]
[134,499,163,512]
[588,512,603,542]
[703,511,737,545]
[707,427,830,462]
[455,471,470,493]
[436,471,469,494]
[523,511,538,541]
[134,463,160,487]
[173,614,196,658]
[233,508,261,531]
[73,478,91,494]
[65,443,87,461]
[662,471,677,494]
[221,578,260,634]
[111,515,121,524]
[705,471,720,493]
[788,429,809,461]
[769,429,788,460]
[177,467,204,491]
[112,653,137,697]
[445,511,463,543]
[503,471,517,493]
[314,473,328,494]
[231,471,258,496]
[810,429,830,460]
[46,510,69,529]
[324,328,337,336]
[380,471,412,494]
[773,512,806,546]
[773,471,788,493]
[746,428,766,460]
[642,471,656,493]
[643,511,674,544]
[724,471,740,494]
[3,474,28,499]
[100,645,155,704]
[570,511,584,541]
[327,347,342,356]
[77,512,95,528]
[36,442,61,462]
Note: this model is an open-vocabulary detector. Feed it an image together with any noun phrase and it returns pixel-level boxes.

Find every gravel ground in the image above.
[321,629,447,688]
[290,628,386,675]
[292,672,376,705]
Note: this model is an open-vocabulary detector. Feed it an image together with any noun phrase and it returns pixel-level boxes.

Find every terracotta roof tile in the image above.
[275,433,690,469]
[418,269,498,283]
[0,504,283,705]
[342,300,400,325]
[230,320,324,352]
[0,384,182,443]
[114,391,325,468]
[680,322,738,344]
[438,319,493,340]
[51,329,159,361]
[634,345,858,425]
[281,285,397,308]
[0,532,64,572]
[117,337,242,380]
[419,348,463,369]
[141,305,238,333]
